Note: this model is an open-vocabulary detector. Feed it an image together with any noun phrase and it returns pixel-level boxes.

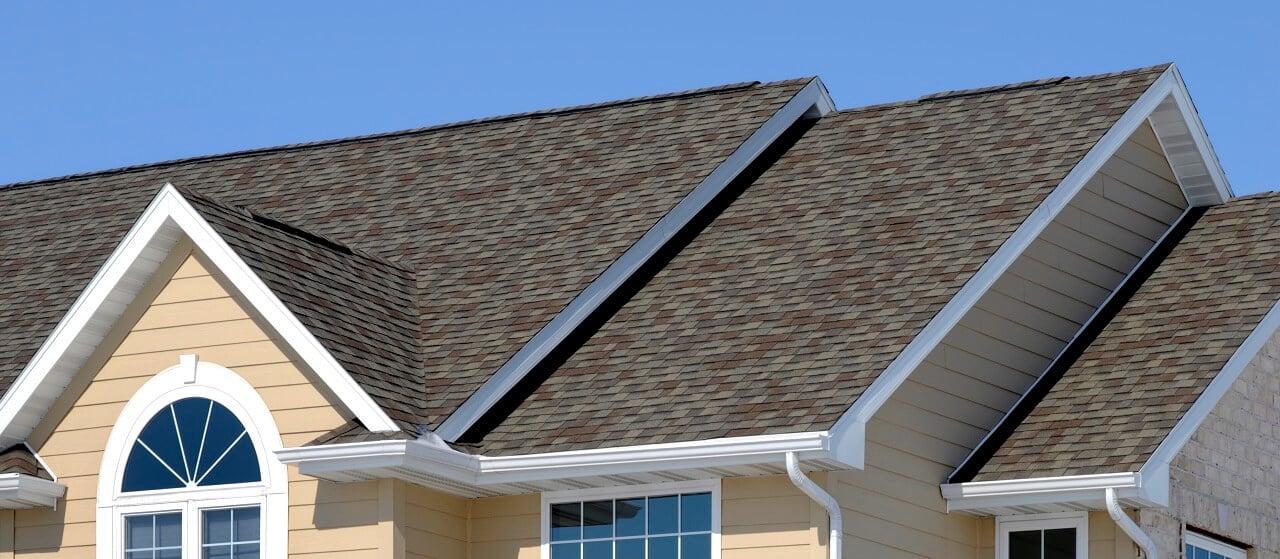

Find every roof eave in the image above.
[0,473,65,509]
[941,470,1165,517]
[276,430,858,498]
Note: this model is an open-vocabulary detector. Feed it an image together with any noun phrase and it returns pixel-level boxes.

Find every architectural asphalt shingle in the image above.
[973,192,1280,481]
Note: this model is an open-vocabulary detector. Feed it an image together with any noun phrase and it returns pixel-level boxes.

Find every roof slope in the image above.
[973,193,1280,481]
[469,66,1168,455]
[0,79,808,428]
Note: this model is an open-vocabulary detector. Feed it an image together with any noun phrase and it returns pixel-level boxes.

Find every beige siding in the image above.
[404,483,468,559]
[1139,327,1280,557]
[469,493,540,559]
[851,124,1185,558]
[722,475,827,559]
[18,251,366,557]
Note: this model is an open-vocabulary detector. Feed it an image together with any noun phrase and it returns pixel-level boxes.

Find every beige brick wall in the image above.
[1140,328,1280,558]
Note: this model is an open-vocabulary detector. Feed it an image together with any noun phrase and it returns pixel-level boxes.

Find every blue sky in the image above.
[2,2,1275,193]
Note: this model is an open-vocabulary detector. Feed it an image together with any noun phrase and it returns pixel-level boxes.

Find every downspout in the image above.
[1105,487,1158,559]
[785,452,842,559]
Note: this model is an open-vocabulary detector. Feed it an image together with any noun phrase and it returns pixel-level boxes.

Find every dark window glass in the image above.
[202,506,261,559]
[551,503,582,542]
[551,542,581,559]
[616,538,645,559]
[682,533,711,559]
[648,536,677,557]
[125,513,183,557]
[583,540,612,559]
[1008,529,1042,559]
[647,496,678,535]
[582,500,613,540]
[122,398,261,493]
[1043,528,1075,559]
[680,493,711,532]
[615,498,645,537]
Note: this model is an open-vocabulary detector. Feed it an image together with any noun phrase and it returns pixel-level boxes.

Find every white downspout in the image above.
[786,452,842,559]
[1106,487,1159,559]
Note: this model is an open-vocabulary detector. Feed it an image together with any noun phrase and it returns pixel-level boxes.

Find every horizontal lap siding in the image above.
[468,494,540,559]
[722,475,825,559]
[18,252,365,557]
[852,125,1183,558]
[404,483,467,559]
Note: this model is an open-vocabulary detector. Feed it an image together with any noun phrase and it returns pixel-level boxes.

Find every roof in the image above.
[0,446,51,480]
[971,192,1280,481]
[0,78,809,429]
[466,65,1168,454]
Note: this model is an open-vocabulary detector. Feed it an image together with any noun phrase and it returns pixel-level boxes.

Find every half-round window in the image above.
[122,397,261,493]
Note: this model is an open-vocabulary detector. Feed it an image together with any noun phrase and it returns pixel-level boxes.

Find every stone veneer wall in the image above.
[1140,329,1280,558]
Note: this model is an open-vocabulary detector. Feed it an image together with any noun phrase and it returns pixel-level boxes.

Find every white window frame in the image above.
[540,479,722,559]
[96,358,288,559]
[1185,531,1247,559]
[996,511,1089,559]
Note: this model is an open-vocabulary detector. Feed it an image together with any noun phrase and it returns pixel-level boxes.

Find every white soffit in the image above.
[0,184,399,448]
[827,65,1225,456]
[1147,65,1233,205]
[941,472,1162,517]
[434,78,837,442]
[277,430,851,499]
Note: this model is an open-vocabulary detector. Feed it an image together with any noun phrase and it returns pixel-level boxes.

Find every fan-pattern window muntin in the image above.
[117,397,265,559]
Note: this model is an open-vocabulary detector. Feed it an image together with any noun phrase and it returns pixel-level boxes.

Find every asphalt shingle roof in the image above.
[973,193,1280,481]
[0,78,808,430]
[468,66,1167,455]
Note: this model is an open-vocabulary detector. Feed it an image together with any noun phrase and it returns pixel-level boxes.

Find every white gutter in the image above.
[277,430,855,489]
[0,473,66,509]
[786,452,842,559]
[1106,487,1158,559]
[941,471,1166,513]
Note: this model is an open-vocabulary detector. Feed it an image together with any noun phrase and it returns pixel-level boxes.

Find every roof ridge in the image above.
[0,78,805,192]
[176,186,416,275]
[835,63,1173,115]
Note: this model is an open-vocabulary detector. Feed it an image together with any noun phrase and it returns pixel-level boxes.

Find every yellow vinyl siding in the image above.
[16,251,367,557]
[722,475,827,559]
[468,493,540,559]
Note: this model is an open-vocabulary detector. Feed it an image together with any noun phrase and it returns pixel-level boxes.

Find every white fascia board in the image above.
[1137,297,1280,500]
[0,184,399,446]
[277,430,847,488]
[434,78,837,442]
[0,473,66,509]
[941,472,1162,513]
[1153,64,1234,204]
[828,66,1193,455]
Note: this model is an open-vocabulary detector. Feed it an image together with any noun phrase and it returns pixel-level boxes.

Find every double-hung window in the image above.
[542,480,720,559]
[996,512,1088,559]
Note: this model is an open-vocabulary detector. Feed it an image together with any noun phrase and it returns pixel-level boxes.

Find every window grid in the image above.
[1185,531,1247,559]
[124,512,182,559]
[550,492,712,559]
[202,506,262,559]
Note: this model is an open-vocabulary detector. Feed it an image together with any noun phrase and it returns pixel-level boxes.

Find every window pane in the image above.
[122,443,186,492]
[1043,528,1075,559]
[648,536,677,557]
[233,543,260,559]
[1193,547,1209,559]
[680,493,711,532]
[1008,529,1041,559]
[234,507,261,542]
[615,499,645,537]
[156,513,182,548]
[199,435,260,486]
[583,540,612,559]
[616,538,645,559]
[551,542,581,559]
[582,500,613,540]
[647,496,678,535]
[204,509,233,544]
[158,551,182,559]
[552,503,582,542]
[125,552,151,559]
[126,515,153,549]
[123,398,262,492]
[682,533,711,559]
[204,546,231,559]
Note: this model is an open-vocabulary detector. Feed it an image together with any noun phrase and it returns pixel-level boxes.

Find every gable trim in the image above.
[827,64,1223,459]
[1136,294,1280,491]
[0,184,398,447]
[434,78,837,442]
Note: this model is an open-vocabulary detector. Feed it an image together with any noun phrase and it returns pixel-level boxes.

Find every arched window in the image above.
[98,358,287,559]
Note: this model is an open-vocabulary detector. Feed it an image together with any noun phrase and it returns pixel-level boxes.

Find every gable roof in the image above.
[464,65,1169,455]
[0,78,810,430]
[966,192,1280,482]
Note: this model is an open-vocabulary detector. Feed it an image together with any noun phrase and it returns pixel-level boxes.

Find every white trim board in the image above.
[434,77,837,442]
[941,472,1160,516]
[539,479,722,559]
[828,64,1231,463]
[0,184,399,448]
[277,429,853,498]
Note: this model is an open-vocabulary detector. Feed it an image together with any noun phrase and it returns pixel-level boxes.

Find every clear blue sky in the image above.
[2,2,1276,193]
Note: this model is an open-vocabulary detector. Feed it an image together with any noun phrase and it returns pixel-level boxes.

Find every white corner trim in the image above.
[828,66,1190,452]
[1137,296,1280,493]
[0,473,66,509]
[434,78,837,442]
[0,184,399,445]
[277,429,852,487]
[942,471,1163,512]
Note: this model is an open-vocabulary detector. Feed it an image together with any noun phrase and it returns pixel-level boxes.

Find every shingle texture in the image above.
[0,446,51,480]
[974,193,1280,481]
[470,66,1167,455]
[0,79,807,429]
